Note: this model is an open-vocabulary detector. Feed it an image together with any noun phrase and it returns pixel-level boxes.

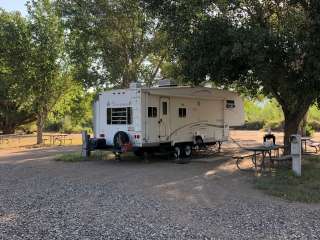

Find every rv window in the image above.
[179,108,186,118]
[162,102,167,115]
[106,107,132,124]
[148,107,157,118]
[226,100,235,109]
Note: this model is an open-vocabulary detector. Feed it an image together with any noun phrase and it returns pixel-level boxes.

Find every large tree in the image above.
[58,0,168,88]
[0,10,36,134]
[28,0,68,144]
[146,0,320,152]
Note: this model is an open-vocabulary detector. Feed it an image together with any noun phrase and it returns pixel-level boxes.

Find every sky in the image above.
[0,1,28,15]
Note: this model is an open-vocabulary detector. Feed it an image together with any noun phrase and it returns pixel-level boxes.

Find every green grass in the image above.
[255,156,320,203]
[55,151,106,162]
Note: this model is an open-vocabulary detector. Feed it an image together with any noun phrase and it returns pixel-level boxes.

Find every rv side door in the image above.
[159,97,170,142]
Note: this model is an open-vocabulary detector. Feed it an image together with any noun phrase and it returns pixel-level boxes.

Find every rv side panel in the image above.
[168,96,225,145]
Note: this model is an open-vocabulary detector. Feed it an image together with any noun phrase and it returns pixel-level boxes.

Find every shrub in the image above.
[17,122,37,134]
[235,120,265,130]
[308,120,320,132]
[263,120,284,131]
[305,124,315,137]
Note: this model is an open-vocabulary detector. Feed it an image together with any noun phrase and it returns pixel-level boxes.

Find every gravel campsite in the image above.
[1,131,320,239]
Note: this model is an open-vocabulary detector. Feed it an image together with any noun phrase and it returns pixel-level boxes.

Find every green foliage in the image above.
[27,0,68,135]
[147,0,320,148]
[17,122,37,134]
[55,151,107,162]
[45,82,94,133]
[308,120,320,132]
[0,10,36,133]
[58,0,169,88]
[255,156,320,203]
[308,105,320,123]
[244,98,284,130]
[304,123,315,137]
[55,152,87,162]
[244,97,320,133]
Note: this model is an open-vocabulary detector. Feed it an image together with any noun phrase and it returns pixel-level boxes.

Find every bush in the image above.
[235,120,265,130]
[17,122,37,134]
[305,124,315,137]
[45,121,63,132]
[308,120,320,132]
[263,120,284,131]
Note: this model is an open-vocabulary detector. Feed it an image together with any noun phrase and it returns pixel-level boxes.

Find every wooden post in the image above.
[81,131,90,158]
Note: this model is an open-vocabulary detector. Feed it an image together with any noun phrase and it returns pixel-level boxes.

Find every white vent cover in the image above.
[129,82,142,89]
[158,79,177,87]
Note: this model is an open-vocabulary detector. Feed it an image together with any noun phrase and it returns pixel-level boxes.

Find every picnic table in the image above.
[43,134,71,145]
[242,144,284,171]
[0,135,9,144]
[301,136,310,153]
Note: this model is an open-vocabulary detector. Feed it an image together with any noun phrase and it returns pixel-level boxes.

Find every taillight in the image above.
[133,134,140,139]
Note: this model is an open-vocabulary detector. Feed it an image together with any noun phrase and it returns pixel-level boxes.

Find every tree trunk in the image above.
[283,115,301,154]
[298,112,308,136]
[36,113,44,144]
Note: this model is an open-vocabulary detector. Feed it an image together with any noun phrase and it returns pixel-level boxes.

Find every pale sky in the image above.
[0,0,28,15]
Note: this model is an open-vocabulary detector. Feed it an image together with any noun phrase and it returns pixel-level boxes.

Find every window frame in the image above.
[148,107,157,118]
[162,102,168,115]
[226,100,236,109]
[178,107,187,118]
[106,107,132,125]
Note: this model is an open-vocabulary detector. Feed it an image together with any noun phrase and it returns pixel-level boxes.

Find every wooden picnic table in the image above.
[243,144,284,171]
[0,135,9,144]
[43,134,69,145]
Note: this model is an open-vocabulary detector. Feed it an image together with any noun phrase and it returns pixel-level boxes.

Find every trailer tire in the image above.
[173,145,181,160]
[195,136,205,150]
[183,144,192,158]
[113,131,130,151]
[174,145,190,164]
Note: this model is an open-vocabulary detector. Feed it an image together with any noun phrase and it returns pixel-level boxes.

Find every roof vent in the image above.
[129,82,142,89]
[158,79,177,87]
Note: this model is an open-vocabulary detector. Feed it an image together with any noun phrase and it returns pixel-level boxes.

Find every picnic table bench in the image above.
[233,153,262,171]
[305,138,320,153]
[234,144,285,172]
[0,136,9,144]
[43,134,72,145]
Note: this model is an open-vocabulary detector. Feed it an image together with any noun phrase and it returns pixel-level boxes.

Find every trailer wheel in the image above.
[173,145,181,160]
[195,136,205,150]
[183,144,192,158]
[174,145,190,164]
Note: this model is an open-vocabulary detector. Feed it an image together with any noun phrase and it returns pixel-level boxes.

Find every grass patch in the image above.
[255,156,320,203]
[55,152,88,162]
[55,151,111,162]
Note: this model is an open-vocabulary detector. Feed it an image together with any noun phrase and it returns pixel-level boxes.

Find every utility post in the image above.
[290,134,301,176]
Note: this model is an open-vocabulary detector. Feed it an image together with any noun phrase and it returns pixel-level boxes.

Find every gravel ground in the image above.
[0,145,320,239]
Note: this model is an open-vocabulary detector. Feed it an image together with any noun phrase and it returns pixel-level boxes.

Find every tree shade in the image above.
[144,0,320,152]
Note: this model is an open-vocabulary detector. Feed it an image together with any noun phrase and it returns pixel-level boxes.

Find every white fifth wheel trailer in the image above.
[91,82,244,161]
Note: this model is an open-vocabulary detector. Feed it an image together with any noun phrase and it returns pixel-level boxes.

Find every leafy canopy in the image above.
[144,0,320,147]
[58,0,169,88]
[0,9,35,133]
